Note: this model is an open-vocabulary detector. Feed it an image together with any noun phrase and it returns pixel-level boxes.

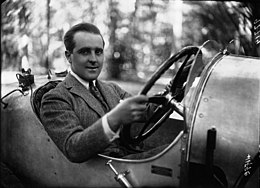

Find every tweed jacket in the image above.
[40,73,131,163]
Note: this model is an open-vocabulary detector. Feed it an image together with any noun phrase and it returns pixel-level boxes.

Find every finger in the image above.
[132,95,149,103]
[131,103,147,111]
[134,110,147,120]
[133,113,145,121]
[132,112,145,121]
[132,110,145,115]
[139,104,148,110]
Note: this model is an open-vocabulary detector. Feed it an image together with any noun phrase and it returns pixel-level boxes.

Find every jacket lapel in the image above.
[97,80,120,110]
[63,74,105,117]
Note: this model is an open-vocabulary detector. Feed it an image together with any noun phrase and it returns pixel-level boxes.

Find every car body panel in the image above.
[185,54,260,187]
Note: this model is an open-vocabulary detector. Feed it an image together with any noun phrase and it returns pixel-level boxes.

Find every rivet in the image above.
[203,98,208,102]
[199,113,204,118]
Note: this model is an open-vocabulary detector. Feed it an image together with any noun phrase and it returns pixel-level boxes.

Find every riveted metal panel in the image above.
[188,55,260,187]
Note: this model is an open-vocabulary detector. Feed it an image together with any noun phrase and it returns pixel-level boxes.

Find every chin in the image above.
[86,75,99,81]
[82,72,99,81]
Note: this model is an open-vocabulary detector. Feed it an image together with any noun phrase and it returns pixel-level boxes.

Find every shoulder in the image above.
[98,80,123,92]
[41,80,70,101]
[98,80,132,99]
[101,80,121,88]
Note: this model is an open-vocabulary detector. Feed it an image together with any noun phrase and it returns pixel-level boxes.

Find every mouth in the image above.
[86,66,99,70]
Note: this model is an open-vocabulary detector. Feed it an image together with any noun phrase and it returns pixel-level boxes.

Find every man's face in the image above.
[66,31,104,81]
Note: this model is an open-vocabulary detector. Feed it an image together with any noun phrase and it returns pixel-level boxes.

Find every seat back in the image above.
[31,80,62,121]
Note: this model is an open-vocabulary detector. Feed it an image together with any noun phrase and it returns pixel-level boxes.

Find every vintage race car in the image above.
[1,41,259,188]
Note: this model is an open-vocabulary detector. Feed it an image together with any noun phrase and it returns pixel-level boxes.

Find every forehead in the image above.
[73,31,103,49]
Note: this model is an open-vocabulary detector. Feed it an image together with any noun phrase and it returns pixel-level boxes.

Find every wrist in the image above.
[106,112,121,132]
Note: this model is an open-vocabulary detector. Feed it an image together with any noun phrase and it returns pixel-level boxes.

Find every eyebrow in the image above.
[77,47,103,52]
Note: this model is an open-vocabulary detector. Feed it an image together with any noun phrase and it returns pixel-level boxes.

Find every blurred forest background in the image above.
[1,0,260,83]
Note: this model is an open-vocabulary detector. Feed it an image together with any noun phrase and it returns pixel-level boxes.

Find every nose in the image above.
[89,50,97,64]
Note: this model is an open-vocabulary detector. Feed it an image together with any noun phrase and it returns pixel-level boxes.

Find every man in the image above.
[40,23,153,163]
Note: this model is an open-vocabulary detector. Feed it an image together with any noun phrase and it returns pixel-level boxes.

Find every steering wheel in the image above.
[120,46,200,152]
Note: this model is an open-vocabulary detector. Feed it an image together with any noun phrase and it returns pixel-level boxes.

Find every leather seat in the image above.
[31,80,62,121]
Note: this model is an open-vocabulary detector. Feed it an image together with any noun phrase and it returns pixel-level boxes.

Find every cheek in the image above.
[71,60,84,72]
[72,56,85,65]
[98,56,104,65]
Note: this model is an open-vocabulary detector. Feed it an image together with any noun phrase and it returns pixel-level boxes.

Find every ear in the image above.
[65,51,72,64]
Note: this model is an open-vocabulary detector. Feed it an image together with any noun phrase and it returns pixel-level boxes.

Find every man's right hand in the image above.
[107,95,148,132]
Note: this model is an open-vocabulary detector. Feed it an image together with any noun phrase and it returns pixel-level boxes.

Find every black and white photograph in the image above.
[1,0,259,187]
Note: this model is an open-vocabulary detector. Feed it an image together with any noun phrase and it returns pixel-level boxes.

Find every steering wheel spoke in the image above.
[136,107,173,143]
[138,104,170,135]
[148,96,168,105]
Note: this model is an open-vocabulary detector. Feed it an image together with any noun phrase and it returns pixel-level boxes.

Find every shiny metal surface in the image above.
[186,54,260,187]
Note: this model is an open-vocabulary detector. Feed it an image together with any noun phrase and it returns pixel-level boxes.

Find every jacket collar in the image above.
[63,73,118,117]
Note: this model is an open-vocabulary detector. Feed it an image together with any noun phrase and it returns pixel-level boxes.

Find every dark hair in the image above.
[63,22,105,53]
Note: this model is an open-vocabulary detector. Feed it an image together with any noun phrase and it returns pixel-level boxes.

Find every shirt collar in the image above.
[69,69,96,89]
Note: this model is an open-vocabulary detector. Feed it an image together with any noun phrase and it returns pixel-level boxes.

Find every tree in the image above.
[225,1,260,56]
[182,1,259,57]
[2,0,109,74]
[106,0,121,79]
[1,0,32,70]
[130,0,173,78]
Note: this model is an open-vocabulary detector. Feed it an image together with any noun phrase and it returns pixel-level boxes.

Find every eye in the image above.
[95,49,103,55]
[78,48,91,55]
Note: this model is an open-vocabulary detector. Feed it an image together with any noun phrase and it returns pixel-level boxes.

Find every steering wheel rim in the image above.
[139,46,200,95]
[120,46,200,151]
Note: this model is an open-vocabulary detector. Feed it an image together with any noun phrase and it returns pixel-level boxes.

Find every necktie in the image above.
[89,81,109,112]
